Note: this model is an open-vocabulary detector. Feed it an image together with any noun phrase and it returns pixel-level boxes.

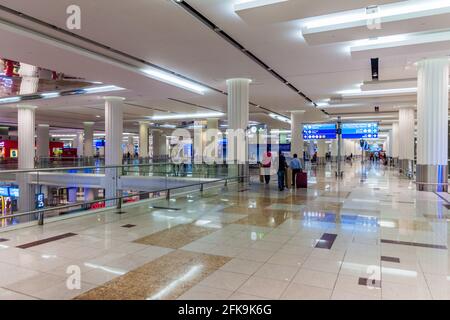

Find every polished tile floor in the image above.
[0,162,449,300]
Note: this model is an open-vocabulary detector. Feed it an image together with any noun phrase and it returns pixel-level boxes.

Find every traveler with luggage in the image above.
[289,153,302,188]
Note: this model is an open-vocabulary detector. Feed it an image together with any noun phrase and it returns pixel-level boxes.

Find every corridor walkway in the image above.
[0,162,448,300]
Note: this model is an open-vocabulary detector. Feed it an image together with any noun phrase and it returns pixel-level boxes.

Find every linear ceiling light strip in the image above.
[172,0,327,115]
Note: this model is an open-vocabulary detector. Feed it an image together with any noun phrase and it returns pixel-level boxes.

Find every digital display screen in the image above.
[9,187,19,198]
[0,187,9,197]
[342,123,378,139]
[302,123,337,140]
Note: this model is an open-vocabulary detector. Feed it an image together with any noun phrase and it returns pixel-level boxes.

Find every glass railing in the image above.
[0,163,246,229]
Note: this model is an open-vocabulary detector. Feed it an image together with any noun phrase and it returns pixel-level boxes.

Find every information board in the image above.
[302,123,337,140]
[342,123,378,139]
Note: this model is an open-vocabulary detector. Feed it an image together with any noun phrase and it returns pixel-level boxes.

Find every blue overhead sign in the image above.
[342,123,378,139]
[302,123,337,140]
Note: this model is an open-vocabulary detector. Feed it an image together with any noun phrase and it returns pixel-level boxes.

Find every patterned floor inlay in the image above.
[381,256,400,263]
[75,250,231,300]
[121,224,137,228]
[16,232,77,249]
[133,224,217,249]
[315,233,337,249]
[381,239,447,250]
[234,212,292,227]
[150,206,181,211]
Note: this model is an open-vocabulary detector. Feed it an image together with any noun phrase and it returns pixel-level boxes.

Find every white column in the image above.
[291,110,305,158]
[19,63,39,94]
[205,118,220,164]
[152,130,167,161]
[398,107,415,175]
[17,63,39,215]
[83,122,94,157]
[76,133,84,157]
[387,130,393,158]
[416,58,449,192]
[139,121,149,159]
[392,121,399,165]
[36,124,49,159]
[17,105,36,213]
[331,139,338,162]
[104,97,124,205]
[317,140,327,164]
[193,121,205,163]
[227,78,251,166]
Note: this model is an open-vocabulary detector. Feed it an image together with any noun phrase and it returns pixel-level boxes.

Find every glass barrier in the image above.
[0,163,245,229]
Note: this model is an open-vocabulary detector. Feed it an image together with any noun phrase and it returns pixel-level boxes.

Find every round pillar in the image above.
[416,58,449,192]
[398,107,415,176]
[291,110,305,159]
[226,79,250,166]
[139,121,149,159]
[104,97,124,205]
[83,122,94,158]
[392,122,399,167]
[17,105,37,213]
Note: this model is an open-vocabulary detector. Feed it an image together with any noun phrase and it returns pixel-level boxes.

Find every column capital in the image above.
[226,78,252,84]
[394,105,416,110]
[103,96,125,102]
[17,104,37,111]
[83,121,95,126]
[291,110,306,114]
[139,121,150,125]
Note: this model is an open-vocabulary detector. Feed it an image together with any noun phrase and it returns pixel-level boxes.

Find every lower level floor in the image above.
[0,161,448,300]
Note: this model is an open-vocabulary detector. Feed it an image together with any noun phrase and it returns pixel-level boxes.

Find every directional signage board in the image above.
[342,123,378,139]
[302,123,337,140]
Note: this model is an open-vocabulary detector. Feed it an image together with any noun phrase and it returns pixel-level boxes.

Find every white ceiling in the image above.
[0,0,449,132]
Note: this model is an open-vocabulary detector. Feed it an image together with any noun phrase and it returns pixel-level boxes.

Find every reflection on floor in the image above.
[0,162,449,300]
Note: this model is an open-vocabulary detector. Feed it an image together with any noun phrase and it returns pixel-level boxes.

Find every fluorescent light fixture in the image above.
[269,113,291,124]
[340,85,450,97]
[350,30,450,53]
[159,124,177,129]
[51,134,77,137]
[0,96,21,104]
[141,68,208,95]
[83,85,125,94]
[41,92,60,99]
[339,87,417,97]
[234,0,288,12]
[303,0,450,31]
[271,129,291,134]
[150,112,224,121]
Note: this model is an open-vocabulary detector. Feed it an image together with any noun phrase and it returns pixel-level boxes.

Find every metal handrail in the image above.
[0,175,248,224]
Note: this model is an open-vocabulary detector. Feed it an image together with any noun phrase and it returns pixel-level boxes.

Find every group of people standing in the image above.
[260,151,303,191]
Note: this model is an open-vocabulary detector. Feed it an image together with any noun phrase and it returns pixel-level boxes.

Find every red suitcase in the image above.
[296,171,307,188]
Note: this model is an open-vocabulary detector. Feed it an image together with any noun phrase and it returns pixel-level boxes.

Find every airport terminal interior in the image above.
[0,0,449,301]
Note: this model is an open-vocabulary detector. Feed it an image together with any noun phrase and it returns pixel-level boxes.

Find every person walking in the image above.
[290,153,303,188]
[277,151,288,191]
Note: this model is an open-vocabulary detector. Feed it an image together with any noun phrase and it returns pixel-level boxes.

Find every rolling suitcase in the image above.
[296,171,307,188]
